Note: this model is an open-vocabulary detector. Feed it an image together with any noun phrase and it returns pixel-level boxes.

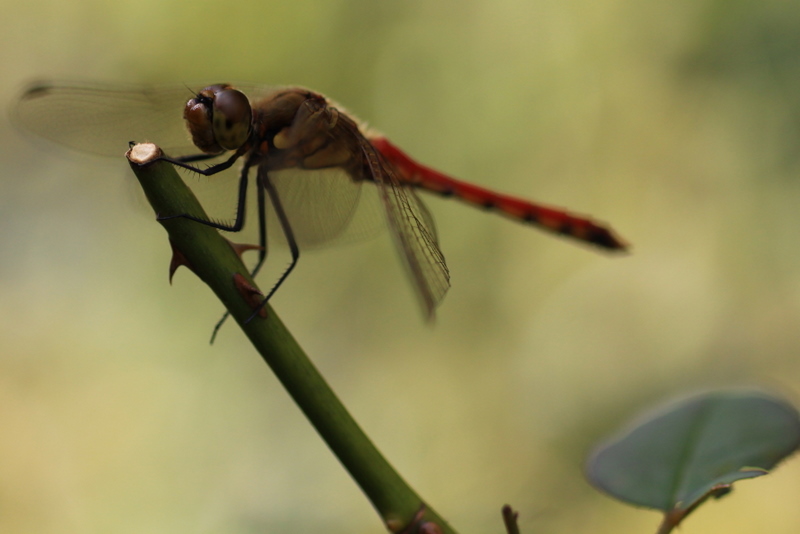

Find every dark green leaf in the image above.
[586,389,800,513]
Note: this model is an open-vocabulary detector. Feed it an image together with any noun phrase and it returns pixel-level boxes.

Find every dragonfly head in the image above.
[184,84,253,153]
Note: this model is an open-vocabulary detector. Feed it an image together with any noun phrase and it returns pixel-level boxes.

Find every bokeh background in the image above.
[3,0,800,532]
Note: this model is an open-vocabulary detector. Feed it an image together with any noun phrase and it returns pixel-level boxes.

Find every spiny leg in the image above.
[174,152,224,164]
[156,145,251,230]
[160,147,244,176]
[159,158,253,233]
[244,166,300,323]
[210,169,270,343]
[250,178,269,279]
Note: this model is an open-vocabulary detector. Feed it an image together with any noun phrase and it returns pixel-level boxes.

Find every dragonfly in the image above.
[14,82,628,337]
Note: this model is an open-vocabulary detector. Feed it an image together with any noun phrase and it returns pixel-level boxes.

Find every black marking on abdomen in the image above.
[557,222,574,235]
[587,230,619,249]
[418,184,456,197]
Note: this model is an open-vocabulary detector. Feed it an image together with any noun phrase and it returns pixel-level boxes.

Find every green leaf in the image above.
[586,389,800,515]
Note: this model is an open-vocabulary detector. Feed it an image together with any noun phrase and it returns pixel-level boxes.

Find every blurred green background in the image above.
[3,0,800,532]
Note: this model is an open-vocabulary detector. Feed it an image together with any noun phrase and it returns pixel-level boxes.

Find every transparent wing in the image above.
[355,132,450,317]
[11,81,281,158]
[12,81,195,156]
[266,167,384,249]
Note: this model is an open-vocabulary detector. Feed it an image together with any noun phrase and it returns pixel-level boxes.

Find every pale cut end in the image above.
[126,142,162,165]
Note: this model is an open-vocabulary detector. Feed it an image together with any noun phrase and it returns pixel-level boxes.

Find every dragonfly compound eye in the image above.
[211,88,253,151]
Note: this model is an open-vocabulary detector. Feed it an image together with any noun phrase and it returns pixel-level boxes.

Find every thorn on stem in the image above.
[168,238,197,283]
[392,504,431,534]
[417,522,443,534]
[225,238,264,260]
[233,273,268,318]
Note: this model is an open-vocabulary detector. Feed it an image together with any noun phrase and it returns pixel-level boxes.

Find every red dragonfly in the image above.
[14,82,627,332]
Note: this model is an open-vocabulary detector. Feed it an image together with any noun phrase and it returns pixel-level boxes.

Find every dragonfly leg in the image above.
[173,152,224,164]
[210,310,230,344]
[209,173,270,344]
[156,147,251,243]
[157,145,246,176]
[249,178,269,278]
[158,159,253,232]
[244,167,299,324]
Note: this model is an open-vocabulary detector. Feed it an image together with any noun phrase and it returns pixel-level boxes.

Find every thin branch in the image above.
[126,144,456,534]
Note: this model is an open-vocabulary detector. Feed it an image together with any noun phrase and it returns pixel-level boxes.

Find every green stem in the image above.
[126,144,456,534]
